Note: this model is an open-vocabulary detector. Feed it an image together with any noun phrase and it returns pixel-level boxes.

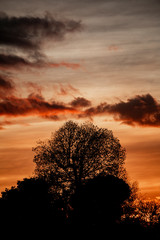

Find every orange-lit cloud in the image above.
[0,94,80,119]
[1,79,160,129]
[0,79,84,128]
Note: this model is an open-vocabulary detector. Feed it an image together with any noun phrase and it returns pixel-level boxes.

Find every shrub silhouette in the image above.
[0,177,66,230]
[69,174,131,229]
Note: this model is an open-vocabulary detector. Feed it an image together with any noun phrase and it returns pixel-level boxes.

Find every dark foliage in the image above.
[0,175,160,238]
[69,175,130,229]
[0,178,66,232]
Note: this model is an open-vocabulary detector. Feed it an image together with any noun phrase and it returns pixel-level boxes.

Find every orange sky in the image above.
[0,0,160,199]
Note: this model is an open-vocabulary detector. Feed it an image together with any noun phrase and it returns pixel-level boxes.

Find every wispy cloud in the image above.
[55,83,81,96]
[48,62,81,70]
[0,120,13,130]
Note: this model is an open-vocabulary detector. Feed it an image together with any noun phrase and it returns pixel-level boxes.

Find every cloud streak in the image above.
[48,62,81,70]
[0,53,81,71]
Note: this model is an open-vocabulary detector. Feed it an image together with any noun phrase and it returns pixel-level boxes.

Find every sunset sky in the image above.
[0,0,160,198]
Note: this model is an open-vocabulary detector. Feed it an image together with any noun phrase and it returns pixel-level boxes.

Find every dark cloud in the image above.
[0,12,82,51]
[108,94,160,127]
[0,12,82,72]
[83,94,160,127]
[70,97,91,108]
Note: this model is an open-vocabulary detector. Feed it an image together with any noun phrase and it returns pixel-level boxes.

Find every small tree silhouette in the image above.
[33,121,126,198]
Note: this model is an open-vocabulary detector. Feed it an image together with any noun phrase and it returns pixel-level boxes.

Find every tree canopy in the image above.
[33,121,126,197]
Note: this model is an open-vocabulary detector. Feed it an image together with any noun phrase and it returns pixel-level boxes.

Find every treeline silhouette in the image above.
[1,175,160,238]
[1,121,160,238]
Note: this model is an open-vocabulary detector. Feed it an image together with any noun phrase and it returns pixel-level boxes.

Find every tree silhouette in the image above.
[33,121,126,198]
[69,175,131,228]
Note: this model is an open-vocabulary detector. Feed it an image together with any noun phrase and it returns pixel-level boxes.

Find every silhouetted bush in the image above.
[69,174,131,230]
[0,177,66,231]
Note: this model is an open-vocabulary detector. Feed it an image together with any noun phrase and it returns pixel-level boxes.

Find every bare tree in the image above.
[33,121,126,196]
